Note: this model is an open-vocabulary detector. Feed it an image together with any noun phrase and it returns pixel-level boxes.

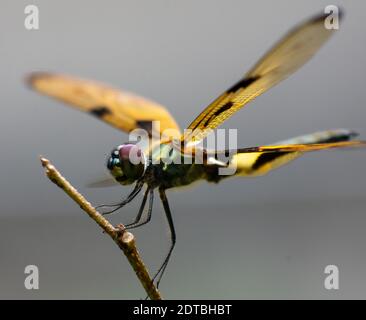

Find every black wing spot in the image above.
[226,75,260,93]
[136,120,153,137]
[217,101,234,114]
[252,152,289,170]
[90,106,112,118]
[202,101,234,127]
[321,132,358,143]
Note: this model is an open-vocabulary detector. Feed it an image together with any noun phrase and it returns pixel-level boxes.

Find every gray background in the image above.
[1,0,365,299]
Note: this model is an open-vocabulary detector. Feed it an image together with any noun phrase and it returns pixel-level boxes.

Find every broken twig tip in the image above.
[40,156,49,167]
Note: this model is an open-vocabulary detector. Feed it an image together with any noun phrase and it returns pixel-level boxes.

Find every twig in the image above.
[40,157,162,300]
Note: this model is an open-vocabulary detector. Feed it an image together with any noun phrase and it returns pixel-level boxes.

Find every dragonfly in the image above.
[27,10,366,289]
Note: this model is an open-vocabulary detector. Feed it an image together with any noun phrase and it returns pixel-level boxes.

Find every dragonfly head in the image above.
[107,143,147,185]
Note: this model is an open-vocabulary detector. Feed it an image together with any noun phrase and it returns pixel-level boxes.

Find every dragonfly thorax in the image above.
[107,143,147,185]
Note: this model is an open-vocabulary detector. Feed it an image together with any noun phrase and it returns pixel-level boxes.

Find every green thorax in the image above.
[147,143,221,189]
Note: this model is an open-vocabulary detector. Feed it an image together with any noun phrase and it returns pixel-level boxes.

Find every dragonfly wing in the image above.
[27,72,181,139]
[211,129,364,177]
[183,11,342,145]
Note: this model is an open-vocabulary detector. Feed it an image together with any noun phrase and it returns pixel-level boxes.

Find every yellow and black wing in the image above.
[226,129,366,177]
[27,72,181,138]
[184,11,342,144]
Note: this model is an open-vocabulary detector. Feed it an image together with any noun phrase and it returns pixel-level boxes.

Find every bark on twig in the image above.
[40,157,162,300]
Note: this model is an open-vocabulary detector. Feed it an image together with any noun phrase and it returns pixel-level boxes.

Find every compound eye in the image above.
[106,157,114,170]
[118,144,144,165]
[112,149,119,158]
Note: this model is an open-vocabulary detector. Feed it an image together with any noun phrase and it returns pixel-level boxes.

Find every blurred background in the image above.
[1,0,366,299]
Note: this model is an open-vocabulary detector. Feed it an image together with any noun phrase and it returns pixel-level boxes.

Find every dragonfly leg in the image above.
[97,181,144,215]
[150,188,176,289]
[125,189,154,229]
